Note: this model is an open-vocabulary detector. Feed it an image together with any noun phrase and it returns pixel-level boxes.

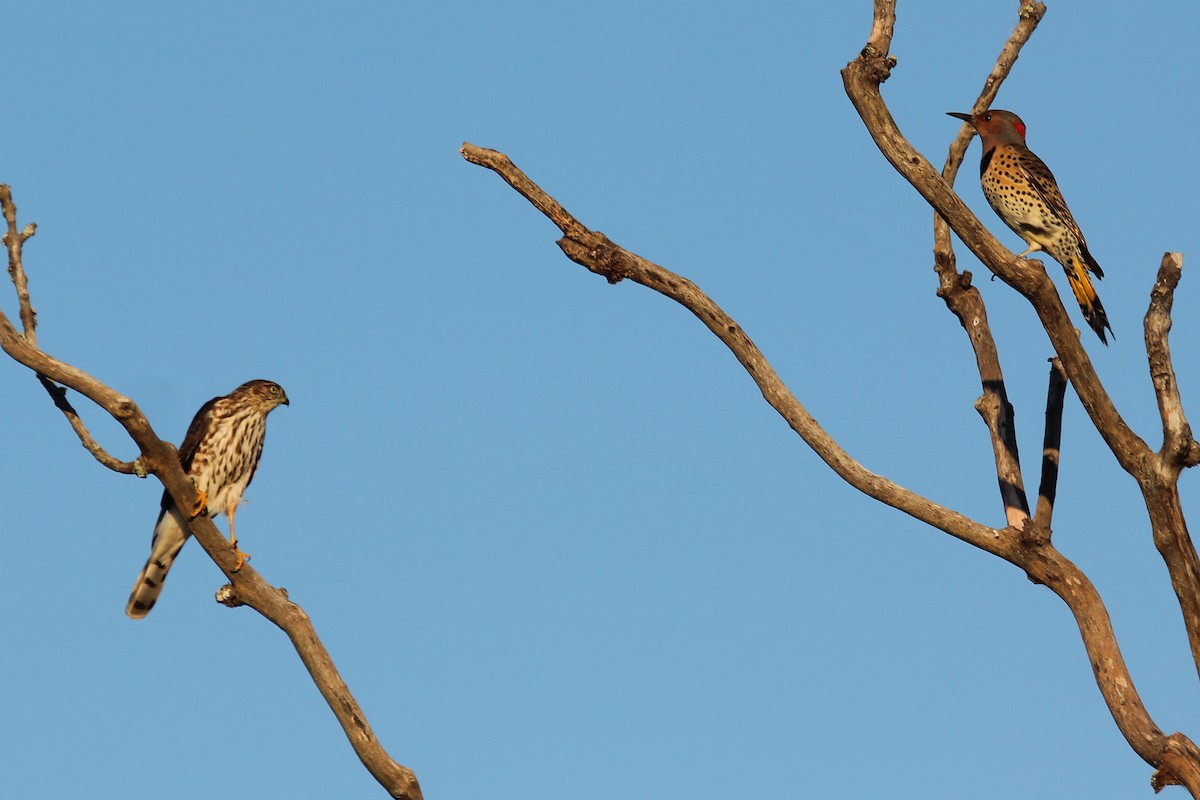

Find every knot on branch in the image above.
[855,47,897,82]
[215,583,243,608]
[557,233,633,284]
[1019,2,1048,21]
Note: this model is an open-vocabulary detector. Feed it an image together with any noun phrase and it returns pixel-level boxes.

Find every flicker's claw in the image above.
[189,489,208,520]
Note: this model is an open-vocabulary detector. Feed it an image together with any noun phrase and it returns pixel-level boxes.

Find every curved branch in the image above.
[462,142,1005,556]
[1025,546,1200,794]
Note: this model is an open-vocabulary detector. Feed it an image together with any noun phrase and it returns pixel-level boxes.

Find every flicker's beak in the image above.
[947,112,974,124]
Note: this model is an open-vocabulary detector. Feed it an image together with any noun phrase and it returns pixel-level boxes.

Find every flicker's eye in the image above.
[983,113,992,121]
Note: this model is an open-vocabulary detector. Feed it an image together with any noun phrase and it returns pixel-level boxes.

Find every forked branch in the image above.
[462,134,1198,795]
[843,0,1200,791]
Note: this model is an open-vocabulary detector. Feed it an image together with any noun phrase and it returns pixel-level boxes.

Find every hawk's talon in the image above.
[231,549,251,573]
[229,532,250,573]
[188,489,209,521]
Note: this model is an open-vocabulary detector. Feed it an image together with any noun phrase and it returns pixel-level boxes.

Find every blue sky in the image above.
[3,2,1198,798]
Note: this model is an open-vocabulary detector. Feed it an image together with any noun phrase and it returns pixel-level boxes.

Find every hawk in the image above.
[125,379,289,619]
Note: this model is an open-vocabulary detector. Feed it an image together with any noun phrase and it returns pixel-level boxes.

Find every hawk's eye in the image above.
[269,386,280,395]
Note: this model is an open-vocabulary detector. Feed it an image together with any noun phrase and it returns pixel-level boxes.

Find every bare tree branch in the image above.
[461,0,1200,792]
[933,253,1029,528]
[1,183,38,341]
[462,142,1005,555]
[0,188,422,800]
[462,135,1200,794]
[841,0,1200,791]
[1146,252,1192,471]
[1032,357,1067,537]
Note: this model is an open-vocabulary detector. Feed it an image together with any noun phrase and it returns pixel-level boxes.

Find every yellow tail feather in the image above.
[1065,255,1112,345]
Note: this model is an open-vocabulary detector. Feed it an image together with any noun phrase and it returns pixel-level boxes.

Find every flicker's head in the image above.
[948,109,1028,146]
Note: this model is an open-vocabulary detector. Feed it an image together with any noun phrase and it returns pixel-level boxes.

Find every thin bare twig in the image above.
[1,183,38,342]
[36,374,142,473]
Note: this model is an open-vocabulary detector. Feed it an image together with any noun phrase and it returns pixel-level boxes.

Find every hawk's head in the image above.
[235,379,290,412]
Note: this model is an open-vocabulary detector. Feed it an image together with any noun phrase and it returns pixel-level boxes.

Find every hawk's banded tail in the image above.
[125,504,190,619]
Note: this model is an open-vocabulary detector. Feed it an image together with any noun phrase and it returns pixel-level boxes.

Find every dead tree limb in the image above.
[462,135,1200,795]
[462,2,1200,788]
[842,0,1200,791]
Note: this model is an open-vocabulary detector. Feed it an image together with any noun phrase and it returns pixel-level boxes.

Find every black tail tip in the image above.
[1087,316,1114,346]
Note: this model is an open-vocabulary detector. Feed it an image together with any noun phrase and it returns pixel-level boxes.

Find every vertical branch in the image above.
[1145,252,1193,470]
[934,255,1029,528]
[0,184,38,342]
[1032,357,1066,537]
[930,2,1048,530]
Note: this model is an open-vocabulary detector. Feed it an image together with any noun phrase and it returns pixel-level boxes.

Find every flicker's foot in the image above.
[189,489,208,520]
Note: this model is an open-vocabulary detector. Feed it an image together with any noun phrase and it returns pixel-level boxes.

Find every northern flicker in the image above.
[948,109,1113,344]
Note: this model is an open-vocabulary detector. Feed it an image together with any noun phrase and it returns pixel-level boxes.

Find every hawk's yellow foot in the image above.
[189,489,208,520]
[230,533,251,573]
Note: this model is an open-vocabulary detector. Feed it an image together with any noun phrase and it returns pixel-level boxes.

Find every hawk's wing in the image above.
[159,394,220,511]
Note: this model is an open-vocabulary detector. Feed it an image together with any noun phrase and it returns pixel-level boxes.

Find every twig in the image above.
[0,184,38,342]
[36,374,141,473]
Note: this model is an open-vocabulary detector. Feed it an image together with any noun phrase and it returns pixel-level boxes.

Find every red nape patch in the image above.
[1014,121,1027,139]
